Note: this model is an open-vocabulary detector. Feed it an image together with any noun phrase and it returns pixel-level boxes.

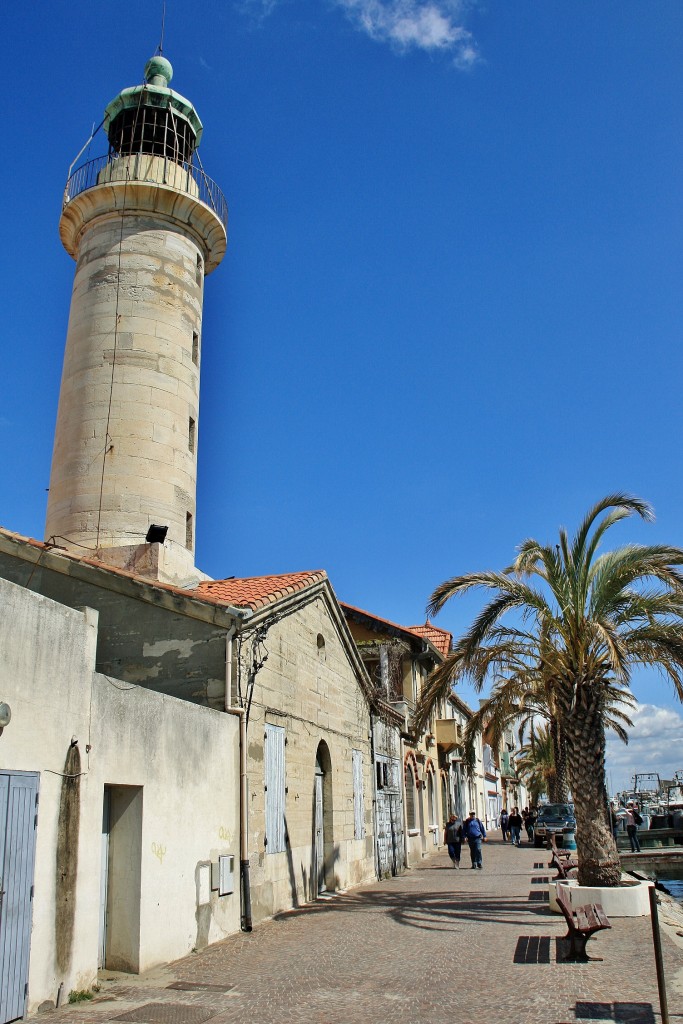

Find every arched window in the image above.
[441,775,449,824]
[405,763,416,830]
[427,770,436,827]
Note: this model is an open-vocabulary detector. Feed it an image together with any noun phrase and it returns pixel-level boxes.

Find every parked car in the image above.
[534,803,576,847]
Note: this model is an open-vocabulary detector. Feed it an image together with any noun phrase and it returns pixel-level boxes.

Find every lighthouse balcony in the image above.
[63,152,228,232]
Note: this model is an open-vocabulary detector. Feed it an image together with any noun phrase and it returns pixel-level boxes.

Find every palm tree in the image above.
[416,494,683,887]
[457,655,573,803]
[515,724,556,805]
[459,664,634,803]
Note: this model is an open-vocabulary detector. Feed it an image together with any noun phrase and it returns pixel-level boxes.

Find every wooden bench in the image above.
[555,884,611,962]
[549,848,578,880]
[549,833,573,859]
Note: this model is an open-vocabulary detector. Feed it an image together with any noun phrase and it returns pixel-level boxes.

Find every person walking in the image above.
[609,801,620,842]
[500,808,510,842]
[443,813,463,868]
[462,810,487,868]
[525,806,536,844]
[619,802,642,853]
[508,807,523,847]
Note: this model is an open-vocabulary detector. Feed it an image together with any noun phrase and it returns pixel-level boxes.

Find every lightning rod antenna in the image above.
[157,0,167,56]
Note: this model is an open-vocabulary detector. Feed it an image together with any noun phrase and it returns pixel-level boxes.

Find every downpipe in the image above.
[224,627,253,931]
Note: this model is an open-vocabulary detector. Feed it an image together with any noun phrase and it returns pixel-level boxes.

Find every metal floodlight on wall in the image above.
[146,524,169,544]
[0,702,11,729]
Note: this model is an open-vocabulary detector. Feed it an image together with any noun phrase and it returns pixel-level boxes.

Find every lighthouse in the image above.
[45,56,226,583]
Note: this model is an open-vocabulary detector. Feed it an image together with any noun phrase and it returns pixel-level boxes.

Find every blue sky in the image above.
[2,2,683,788]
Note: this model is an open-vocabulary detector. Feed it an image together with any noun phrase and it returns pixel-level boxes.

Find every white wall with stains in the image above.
[0,575,240,1010]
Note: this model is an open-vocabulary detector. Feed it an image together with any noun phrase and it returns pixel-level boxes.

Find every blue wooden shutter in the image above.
[0,771,40,1024]
[264,724,286,854]
[352,749,365,839]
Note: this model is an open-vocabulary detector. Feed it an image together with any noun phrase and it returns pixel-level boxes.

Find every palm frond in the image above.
[572,493,654,571]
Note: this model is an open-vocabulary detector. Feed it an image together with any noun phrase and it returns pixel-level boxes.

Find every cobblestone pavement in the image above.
[45,838,683,1024]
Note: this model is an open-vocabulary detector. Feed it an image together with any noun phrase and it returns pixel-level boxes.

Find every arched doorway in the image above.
[405,762,416,830]
[427,768,437,844]
[314,741,333,895]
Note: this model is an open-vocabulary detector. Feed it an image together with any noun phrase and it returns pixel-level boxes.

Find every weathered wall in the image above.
[0,576,240,1011]
[46,214,205,581]
[237,593,376,921]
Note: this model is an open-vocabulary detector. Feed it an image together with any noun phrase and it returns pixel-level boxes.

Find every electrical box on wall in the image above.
[211,854,235,896]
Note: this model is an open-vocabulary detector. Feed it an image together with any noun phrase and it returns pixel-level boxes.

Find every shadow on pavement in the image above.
[272,884,556,933]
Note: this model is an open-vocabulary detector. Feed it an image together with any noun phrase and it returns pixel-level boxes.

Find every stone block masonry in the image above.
[235,592,377,923]
[48,162,225,584]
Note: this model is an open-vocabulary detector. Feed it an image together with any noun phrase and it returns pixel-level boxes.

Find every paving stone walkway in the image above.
[45,837,683,1024]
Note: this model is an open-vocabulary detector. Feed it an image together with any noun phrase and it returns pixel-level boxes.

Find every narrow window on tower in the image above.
[186,512,193,550]
[188,417,196,453]
[192,331,200,366]
[196,254,203,285]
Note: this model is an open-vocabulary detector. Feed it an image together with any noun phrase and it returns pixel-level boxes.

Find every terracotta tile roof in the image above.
[0,526,252,618]
[407,622,452,657]
[0,527,324,617]
[341,602,448,658]
[196,571,327,611]
[340,602,424,640]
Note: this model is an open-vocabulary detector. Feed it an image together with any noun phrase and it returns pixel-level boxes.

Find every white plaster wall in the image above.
[405,830,424,865]
[0,577,240,1010]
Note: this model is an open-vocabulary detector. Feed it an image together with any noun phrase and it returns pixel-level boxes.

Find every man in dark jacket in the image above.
[462,810,487,868]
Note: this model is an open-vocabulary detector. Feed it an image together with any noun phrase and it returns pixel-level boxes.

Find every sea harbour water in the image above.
[658,876,683,906]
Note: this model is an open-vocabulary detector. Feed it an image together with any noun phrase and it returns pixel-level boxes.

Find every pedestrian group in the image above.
[444,811,487,869]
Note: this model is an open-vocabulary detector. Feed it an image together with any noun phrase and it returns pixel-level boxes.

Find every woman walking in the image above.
[508,807,523,847]
[444,814,463,868]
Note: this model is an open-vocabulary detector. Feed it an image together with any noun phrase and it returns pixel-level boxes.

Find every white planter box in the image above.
[549,877,653,917]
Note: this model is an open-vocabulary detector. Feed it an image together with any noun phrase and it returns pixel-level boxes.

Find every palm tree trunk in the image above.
[555,728,569,803]
[548,716,570,802]
[561,694,621,887]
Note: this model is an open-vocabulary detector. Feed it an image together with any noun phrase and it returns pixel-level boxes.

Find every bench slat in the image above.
[574,906,592,930]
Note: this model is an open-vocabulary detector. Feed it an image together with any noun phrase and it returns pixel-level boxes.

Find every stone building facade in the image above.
[196,573,378,922]
[341,605,454,866]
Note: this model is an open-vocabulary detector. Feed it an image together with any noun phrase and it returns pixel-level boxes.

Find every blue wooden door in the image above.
[0,771,40,1024]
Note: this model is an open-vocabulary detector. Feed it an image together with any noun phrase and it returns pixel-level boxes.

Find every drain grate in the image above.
[513,935,551,964]
[167,983,234,994]
[115,1004,217,1024]
[528,890,549,902]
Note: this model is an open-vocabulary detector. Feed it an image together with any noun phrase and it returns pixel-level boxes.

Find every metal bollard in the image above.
[648,884,669,1024]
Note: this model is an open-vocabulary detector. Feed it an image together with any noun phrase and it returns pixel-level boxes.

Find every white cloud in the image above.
[336,0,476,57]
[237,0,282,22]
[605,703,683,794]
[238,0,480,66]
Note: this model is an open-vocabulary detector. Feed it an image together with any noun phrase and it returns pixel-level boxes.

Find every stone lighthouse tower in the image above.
[46,56,226,583]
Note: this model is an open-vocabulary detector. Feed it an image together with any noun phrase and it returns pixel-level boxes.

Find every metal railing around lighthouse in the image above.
[63,153,228,231]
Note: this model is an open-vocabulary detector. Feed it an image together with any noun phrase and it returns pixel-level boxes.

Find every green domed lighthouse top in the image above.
[144,55,173,86]
[103,55,203,161]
